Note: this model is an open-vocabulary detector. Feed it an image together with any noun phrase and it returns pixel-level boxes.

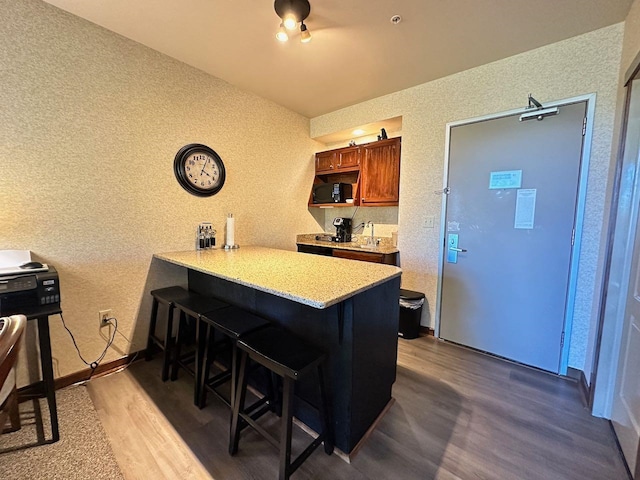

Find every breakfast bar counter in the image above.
[154,246,401,455]
[154,246,400,308]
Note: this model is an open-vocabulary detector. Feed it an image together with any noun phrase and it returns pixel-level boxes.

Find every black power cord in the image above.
[59,312,117,381]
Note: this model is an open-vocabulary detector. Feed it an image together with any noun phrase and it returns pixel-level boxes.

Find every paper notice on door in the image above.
[489,170,522,189]
[514,189,537,229]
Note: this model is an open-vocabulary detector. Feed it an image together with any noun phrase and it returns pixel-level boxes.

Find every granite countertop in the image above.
[296,234,399,255]
[154,246,401,309]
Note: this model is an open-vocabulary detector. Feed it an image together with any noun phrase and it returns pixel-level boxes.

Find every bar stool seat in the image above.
[230,326,334,480]
[146,286,191,381]
[199,306,271,408]
[171,293,229,405]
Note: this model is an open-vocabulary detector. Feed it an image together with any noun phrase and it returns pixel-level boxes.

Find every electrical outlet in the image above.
[98,309,112,328]
[425,216,435,228]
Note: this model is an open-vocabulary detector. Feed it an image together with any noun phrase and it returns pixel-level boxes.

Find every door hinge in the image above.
[571,228,576,246]
[561,331,565,347]
[582,117,587,136]
[434,187,450,195]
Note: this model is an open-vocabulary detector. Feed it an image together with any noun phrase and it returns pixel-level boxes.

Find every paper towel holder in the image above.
[224,213,240,250]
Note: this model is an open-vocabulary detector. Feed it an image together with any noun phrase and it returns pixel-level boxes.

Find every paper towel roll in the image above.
[226,214,235,246]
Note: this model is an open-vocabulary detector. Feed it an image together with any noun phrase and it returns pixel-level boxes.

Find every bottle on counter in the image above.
[196,225,204,250]
[196,222,217,250]
[206,227,212,248]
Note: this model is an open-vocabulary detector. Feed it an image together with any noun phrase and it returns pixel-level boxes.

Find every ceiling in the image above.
[43,0,632,119]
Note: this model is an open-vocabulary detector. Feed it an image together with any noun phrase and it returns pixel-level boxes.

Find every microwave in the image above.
[313,183,353,204]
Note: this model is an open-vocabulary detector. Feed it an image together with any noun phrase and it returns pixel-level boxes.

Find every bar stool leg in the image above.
[198,323,213,408]
[230,351,249,455]
[279,376,295,480]
[171,310,187,381]
[230,342,239,410]
[145,298,159,361]
[269,372,281,416]
[160,305,176,382]
[194,316,206,406]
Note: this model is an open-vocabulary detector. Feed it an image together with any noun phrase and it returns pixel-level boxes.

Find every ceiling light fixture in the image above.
[283,15,298,30]
[276,22,289,42]
[274,0,312,43]
[300,22,311,43]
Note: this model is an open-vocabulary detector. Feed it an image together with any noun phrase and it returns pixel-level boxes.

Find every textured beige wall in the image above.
[621,0,640,75]
[1,0,322,381]
[311,24,624,371]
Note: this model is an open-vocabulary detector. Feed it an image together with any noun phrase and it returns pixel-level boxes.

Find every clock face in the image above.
[174,144,226,197]
[185,152,222,190]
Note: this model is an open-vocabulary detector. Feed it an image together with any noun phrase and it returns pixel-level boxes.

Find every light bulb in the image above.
[300,23,311,43]
[276,22,288,42]
[283,15,297,30]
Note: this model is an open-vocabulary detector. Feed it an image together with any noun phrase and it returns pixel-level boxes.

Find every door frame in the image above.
[434,93,597,375]
[592,54,640,419]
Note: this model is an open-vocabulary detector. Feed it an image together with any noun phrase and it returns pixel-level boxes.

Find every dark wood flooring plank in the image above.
[87,336,629,480]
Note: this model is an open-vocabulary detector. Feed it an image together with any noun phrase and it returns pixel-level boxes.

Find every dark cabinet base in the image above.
[189,270,400,453]
[297,243,398,265]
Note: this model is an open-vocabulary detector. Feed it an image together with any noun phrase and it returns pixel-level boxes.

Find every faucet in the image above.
[367,221,374,244]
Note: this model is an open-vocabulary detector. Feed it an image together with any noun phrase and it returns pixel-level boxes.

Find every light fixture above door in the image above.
[274,0,312,43]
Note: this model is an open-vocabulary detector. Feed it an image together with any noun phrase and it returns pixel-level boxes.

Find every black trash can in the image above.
[398,289,425,339]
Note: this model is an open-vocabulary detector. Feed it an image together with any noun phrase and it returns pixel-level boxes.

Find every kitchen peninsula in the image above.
[154,246,401,455]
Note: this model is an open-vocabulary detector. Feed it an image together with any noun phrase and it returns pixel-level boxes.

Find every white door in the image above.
[610,78,640,477]
[612,218,640,476]
[439,101,587,373]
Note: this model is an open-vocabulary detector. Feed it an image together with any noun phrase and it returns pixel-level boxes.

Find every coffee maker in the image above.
[333,217,352,243]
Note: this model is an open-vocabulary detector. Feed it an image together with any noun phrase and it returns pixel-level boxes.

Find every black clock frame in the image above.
[173,143,226,197]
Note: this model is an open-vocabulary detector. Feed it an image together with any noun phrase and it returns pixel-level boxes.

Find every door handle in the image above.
[447,233,465,263]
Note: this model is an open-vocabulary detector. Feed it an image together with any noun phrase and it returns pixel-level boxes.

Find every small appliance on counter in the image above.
[314,217,353,243]
[312,183,353,204]
[334,217,352,242]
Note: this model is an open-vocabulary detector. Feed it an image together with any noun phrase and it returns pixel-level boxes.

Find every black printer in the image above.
[0,266,60,316]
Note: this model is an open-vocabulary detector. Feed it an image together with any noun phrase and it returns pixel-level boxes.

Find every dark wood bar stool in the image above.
[230,326,334,480]
[198,306,271,408]
[171,293,229,405]
[146,286,190,381]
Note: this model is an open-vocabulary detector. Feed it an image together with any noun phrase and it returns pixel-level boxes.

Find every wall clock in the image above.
[173,143,226,197]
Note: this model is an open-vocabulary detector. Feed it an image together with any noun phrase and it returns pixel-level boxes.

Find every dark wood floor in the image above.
[87,336,629,480]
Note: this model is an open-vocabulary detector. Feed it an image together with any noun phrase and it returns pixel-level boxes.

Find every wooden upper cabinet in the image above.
[360,138,401,206]
[316,145,361,173]
[311,137,401,207]
[337,146,360,169]
[315,150,336,173]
